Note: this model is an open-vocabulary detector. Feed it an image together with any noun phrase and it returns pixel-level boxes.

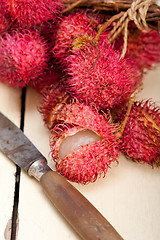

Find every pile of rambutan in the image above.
[0,1,160,184]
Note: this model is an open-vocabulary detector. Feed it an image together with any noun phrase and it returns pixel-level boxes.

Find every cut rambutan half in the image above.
[52,10,105,66]
[50,125,119,184]
[66,39,142,110]
[0,30,49,87]
[49,102,120,184]
[117,100,160,166]
[2,0,63,27]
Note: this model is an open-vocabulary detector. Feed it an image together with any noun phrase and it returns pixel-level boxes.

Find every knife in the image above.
[0,112,123,240]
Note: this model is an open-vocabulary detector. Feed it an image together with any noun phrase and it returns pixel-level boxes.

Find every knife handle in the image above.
[40,171,123,240]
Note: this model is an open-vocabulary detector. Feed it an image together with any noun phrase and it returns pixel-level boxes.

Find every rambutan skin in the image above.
[38,73,120,184]
[115,28,160,71]
[66,39,142,110]
[30,65,62,93]
[0,30,49,87]
[48,101,120,184]
[39,80,72,129]
[0,6,10,34]
[50,125,119,184]
[55,102,118,140]
[1,0,63,27]
[52,11,104,66]
[118,100,160,165]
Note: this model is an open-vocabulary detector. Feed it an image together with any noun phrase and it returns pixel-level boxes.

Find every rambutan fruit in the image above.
[54,102,118,140]
[65,39,142,110]
[1,0,63,28]
[52,11,105,66]
[39,80,72,129]
[51,126,119,184]
[117,100,160,166]
[30,65,63,93]
[0,30,49,87]
[115,27,160,71]
[49,102,120,184]
[0,6,10,34]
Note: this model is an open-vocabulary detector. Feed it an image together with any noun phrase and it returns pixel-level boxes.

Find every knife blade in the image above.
[0,111,123,240]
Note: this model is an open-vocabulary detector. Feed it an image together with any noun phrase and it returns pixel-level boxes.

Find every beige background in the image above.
[0,64,160,240]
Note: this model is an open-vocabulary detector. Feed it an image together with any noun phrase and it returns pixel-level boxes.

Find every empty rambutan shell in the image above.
[66,39,142,110]
[0,30,49,87]
[1,0,63,28]
[52,10,105,66]
[117,100,160,166]
[49,102,120,184]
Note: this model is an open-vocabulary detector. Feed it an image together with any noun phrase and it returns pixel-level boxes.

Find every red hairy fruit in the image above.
[54,102,117,140]
[30,65,62,93]
[52,11,105,66]
[0,30,49,87]
[118,100,160,166]
[49,102,120,184]
[0,6,10,34]
[39,81,72,129]
[115,28,160,71]
[66,39,142,110]
[1,0,63,27]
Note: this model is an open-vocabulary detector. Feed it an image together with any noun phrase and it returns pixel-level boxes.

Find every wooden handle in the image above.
[40,171,123,240]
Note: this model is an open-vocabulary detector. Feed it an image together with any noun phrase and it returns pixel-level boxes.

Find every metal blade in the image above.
[0,112,46,172]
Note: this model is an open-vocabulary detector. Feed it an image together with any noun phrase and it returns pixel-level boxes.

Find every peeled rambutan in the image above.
[52,11,105,66]
[1,0,63,28]
[115,27,160,71]
[51,126,119,184]
[49,102,120,184]
[117,100,160,166]
[0,30,49,87]
[66,39,142,110]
